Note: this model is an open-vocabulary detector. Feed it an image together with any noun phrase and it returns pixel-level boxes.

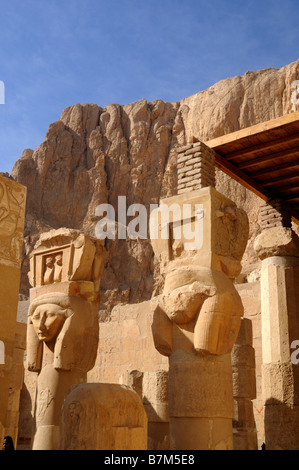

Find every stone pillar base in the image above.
[170,417,233,450]
[168,353,234,450]
[32,425,59,450]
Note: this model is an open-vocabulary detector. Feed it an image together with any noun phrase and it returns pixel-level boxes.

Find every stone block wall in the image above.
[0,174,26,445]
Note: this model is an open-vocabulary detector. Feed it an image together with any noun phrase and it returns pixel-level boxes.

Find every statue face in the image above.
[31,303,68,342]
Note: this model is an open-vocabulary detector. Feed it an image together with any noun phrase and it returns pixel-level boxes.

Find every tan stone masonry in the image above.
[0,174,26,444]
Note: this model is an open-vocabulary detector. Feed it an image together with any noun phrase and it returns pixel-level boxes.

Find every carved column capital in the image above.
[255,199,299,260]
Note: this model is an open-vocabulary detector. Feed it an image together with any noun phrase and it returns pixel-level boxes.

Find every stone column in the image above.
[143,370,169,450]
[150,142,249,450]
[232,317,258,449]
[254,199,299,450]
[0,174,26,443]
[26,228,107,450]
[122,369,169,450]
[4,322,27,446]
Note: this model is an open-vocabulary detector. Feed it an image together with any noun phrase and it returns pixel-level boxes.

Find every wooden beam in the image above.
[291,212,299,225]
[225,133,299,160]
[205,111,299,149]
[251,160,299,177]
[237,147,299,170]
[263,174,299,187]
[203,113,299,226]
[279,189,299,201]
[214,151,299,226]
[214,152,272,200]
[279,188,299,197]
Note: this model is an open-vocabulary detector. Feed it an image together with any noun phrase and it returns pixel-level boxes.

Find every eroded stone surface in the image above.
[60,383,147,450]
[0,174,26,443]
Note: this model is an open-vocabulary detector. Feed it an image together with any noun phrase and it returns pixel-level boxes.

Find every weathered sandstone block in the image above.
[0,174,26,442]
[60,383,147,450]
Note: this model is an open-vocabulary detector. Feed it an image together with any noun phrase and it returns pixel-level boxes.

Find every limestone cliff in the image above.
[11,59,299,312]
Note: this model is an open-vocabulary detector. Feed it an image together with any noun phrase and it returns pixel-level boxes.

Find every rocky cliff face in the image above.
[11,59,299,313]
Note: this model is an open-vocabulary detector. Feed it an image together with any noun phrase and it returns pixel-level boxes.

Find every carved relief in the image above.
[36,388,54,422]
[63,401,83,450]
[28,228,106,290]
[60,384,148,450]
[150,187,249,356]
[0,175,26,265]
[42,252,63,285]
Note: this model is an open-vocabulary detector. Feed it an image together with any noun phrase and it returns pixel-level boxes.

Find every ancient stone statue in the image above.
[150,186,249,449]
[26,228,107,450]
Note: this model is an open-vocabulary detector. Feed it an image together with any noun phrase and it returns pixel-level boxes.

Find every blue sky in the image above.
[0,0,298,174]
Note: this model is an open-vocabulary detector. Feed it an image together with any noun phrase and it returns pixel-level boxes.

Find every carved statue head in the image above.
[29,300,72,343]
[26,228,107,374]
[27,292,99,373]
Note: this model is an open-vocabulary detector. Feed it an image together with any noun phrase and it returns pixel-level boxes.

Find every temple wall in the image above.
[89,301,169,384]
[0,174,26,445]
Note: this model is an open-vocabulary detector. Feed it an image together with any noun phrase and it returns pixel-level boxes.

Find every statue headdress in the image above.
[27,228,107,372]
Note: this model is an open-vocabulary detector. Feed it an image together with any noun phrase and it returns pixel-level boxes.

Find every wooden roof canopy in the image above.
[204,111,299,225]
